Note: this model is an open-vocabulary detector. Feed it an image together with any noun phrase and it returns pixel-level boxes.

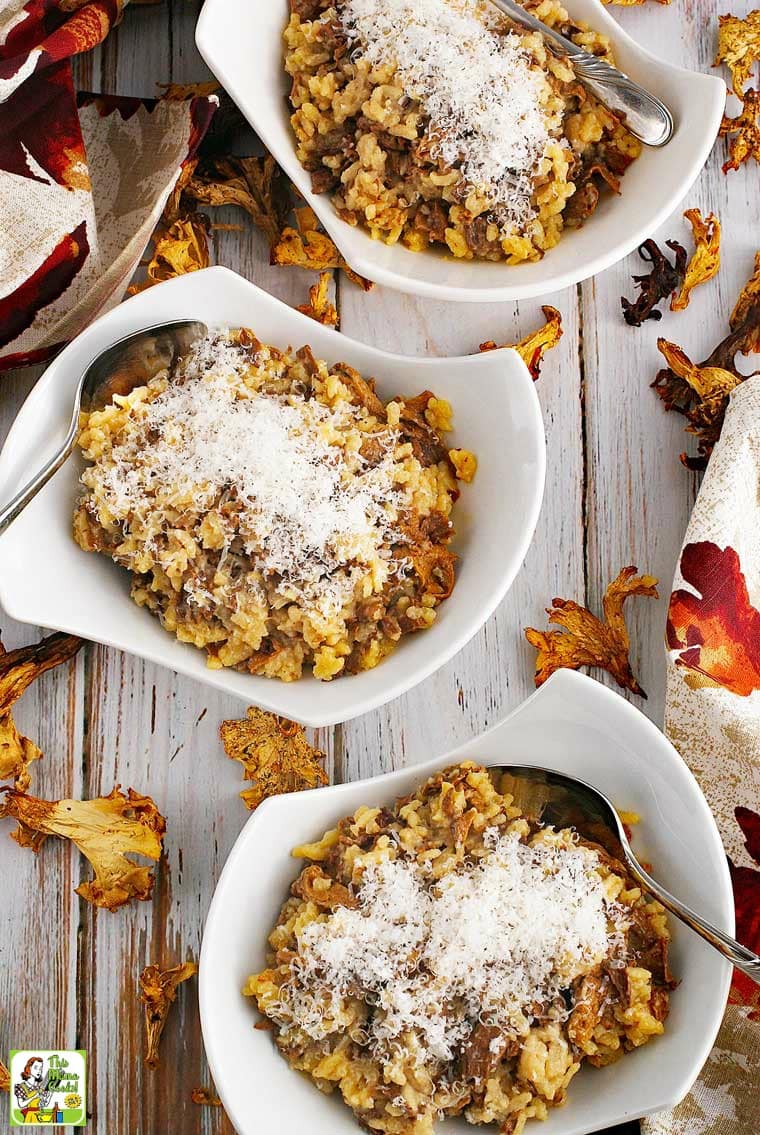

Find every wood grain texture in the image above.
[0,0,755,1131]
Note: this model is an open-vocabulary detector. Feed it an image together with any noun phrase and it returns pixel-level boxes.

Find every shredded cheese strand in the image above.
[340,0,552,230]
[277,829,629,1065]
[85,335,404,619]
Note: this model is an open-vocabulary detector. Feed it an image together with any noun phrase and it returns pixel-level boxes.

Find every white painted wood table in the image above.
[1,1,757,1131]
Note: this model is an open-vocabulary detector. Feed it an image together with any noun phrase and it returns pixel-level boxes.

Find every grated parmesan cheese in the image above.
[88,334,405,619]
[277,829,629,1064]
[340,0,552,231]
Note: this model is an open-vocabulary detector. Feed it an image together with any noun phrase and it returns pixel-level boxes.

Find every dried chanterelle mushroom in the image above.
[129,214,211,295]
[297,271,338,327]
[479,306,563,380]
[143,135,373,294]
[0,786,166,911]
[525,567,659,697]
[653,251,760,469]
[140,961,198,1069]
[191,1087,222,1107]
[0,632,82,791]
[620,209,720,325]
[220,706,327,811]
[671,209,721,312]
[714,10,760,96]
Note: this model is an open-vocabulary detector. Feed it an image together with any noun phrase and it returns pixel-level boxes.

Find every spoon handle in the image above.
[627,857,760,985]
[488,0,675,147]
[0,428,76,537]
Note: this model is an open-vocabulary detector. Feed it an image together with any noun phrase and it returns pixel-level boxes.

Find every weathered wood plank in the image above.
[0,368,84,1119]
[336,286,585,780]
[73,6,334,1129]
[581,1,758,726]
[1,0,747,1131]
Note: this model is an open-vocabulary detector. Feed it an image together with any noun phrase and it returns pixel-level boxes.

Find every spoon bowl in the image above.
[490,763,760,985]
[0,319,207,537]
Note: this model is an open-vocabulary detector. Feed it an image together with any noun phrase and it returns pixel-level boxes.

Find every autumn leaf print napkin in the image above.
[0,0,215,370]
[643,376,760,1135]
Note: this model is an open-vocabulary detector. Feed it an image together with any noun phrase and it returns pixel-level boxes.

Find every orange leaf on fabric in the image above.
[0,785,166,911]
[670,209,721,311]
[0,632,82,791]
[720,87,760,172]
[220,707,327,811]
[525,567,658,696]
[140,961,198,1069]
[128,214,210,294]
[479,306,563,380]
[667,542,760,696]
[297,272,338,326]
[714,11,760,95]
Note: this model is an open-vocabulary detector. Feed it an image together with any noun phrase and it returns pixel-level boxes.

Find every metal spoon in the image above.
[488,0,675,147]
[0,320,208,537]
[490,764,760,984]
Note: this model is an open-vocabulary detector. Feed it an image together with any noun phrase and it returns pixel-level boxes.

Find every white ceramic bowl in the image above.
[200,669,734,1135]
[195,0,725,303]
[0,266,544,726]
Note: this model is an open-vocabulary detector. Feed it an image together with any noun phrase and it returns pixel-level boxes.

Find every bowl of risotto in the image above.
[195,0,725,302]
[200,670,734,1135]
[0,267,544,726]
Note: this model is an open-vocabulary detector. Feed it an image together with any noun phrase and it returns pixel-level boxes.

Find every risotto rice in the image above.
[284,0,640,263]
[247,761,675,1135]
[73,330,474,682]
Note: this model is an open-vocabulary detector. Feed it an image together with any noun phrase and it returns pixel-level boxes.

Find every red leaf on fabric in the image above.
[0,219,89,352]
[0,2,123,81]
[729,972,760,1021]
[728,808,760,1000]
[736,806,760,867]
[728,858,760,955]
[666,541,760,696]
[0,60,85,187]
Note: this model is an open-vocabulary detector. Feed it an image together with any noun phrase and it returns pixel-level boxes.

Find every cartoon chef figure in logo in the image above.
[13,1057,54,1124]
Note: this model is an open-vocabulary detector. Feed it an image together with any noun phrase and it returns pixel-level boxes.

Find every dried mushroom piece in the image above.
[730,248,760,344]
[140,961,198,1069]
[0,1058,9,1092]
[653,252,760,469]
[220,707,327,810]
[525,567,659,697]
[129,215,211,295]
[720,87,760,172]
[272,224,371,291]
[671,209,721,311]
[297,272,338,326]
[479,306,563,380]
[183,154,373,291]
[714,11,760,95]
[621,238,687,325]
[185,154,289,248]
[0,632,82,791]
[191,1087,222,1106]
[0,786,166,911]
[158,80,221,101]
